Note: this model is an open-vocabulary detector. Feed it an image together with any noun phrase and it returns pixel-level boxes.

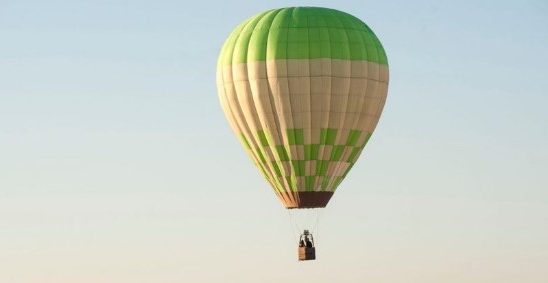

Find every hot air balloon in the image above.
[216,7,388,260]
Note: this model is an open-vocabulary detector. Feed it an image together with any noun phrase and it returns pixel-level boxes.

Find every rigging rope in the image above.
[287,208,326,245]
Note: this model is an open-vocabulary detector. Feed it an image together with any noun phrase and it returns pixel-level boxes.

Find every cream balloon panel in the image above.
[217,58,388,195]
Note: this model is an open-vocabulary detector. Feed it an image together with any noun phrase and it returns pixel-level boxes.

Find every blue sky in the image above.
[1,0,547,282]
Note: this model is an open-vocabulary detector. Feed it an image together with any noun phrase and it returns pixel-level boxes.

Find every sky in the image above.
[1,0,547,282]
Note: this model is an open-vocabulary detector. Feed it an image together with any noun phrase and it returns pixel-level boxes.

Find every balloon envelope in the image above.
[217,7,389,208]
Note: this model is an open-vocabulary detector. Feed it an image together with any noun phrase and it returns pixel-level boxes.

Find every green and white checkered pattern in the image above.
[240,128,371,193]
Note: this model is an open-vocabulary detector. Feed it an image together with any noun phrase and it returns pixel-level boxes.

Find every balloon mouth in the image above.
[280,192,334,209]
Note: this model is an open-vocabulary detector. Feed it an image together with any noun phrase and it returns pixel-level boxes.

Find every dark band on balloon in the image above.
[282,192,334,209]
